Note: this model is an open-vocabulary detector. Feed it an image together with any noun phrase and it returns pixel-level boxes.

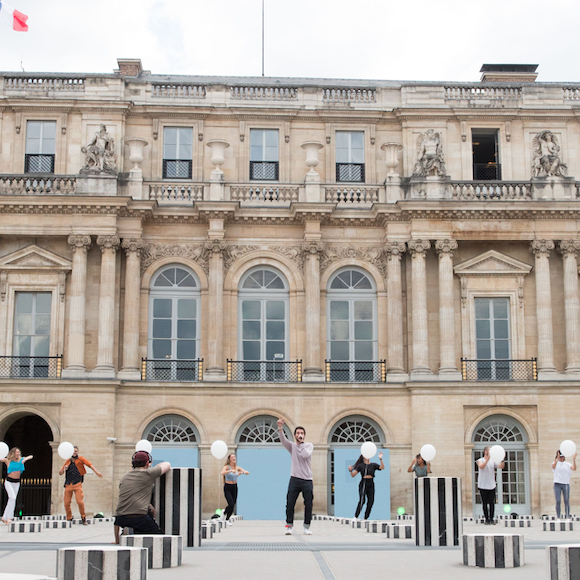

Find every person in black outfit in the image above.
[348,452,384,520]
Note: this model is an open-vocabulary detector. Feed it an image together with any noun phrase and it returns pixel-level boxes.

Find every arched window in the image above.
[472,415,529,515]
[144,414,199,443]
[326,268,377,381]
[328,416,384,445]
[236,415,292,445]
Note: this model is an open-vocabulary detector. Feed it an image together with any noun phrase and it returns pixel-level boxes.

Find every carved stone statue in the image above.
[413,129,446,177]
[81,124,117,174]
[532,130,567,177]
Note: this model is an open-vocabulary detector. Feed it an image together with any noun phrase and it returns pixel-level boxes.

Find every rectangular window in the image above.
[472,129,501,180]
[475,297,510,380]
[250,129,279,180]
[25,121,56,173]
[163,127,193,178]
[336,131,365,182]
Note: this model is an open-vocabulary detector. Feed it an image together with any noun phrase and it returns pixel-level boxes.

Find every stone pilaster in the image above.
[435,239,460,379]
[62,234,92,377]
[559,240,580,374]
[118,238,144,380]
[385,242,407,378]
[408,239,433,377]
[530,240,556,375]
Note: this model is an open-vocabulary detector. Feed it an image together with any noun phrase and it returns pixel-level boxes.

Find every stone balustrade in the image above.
[444,86,522,100]
[0,175,77,195]
[451,181,532,201]
[325,186,380,204]
[563,87,580,100]
[322,88,376,102]
[147,182,205,204]
[151,83,206,98]
[230,184,299,204]
[4,76,85,91]
[230,86,297,100]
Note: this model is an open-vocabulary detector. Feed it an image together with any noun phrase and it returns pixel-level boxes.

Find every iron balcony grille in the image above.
[24,154,55,173]
[0,478,51,517]
[325,360,386,383]
[141,358,203,382]
[250,161,279,181]
[0,356,62,379]
[461,358,538,381]
[336,163,365,183]
[473,163,502,180]
[163,159,193,179]
[227,360,302,383]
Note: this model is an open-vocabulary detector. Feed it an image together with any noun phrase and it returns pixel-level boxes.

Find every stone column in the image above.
[530,240,556,375]
[435,239,460,379]
[204,239,227,381]
[385,242,407,377]
[408,239,432,377]
[302,240,325,381]
[559,240,580,374]
[62,234,92,377]
[118,238,144,381]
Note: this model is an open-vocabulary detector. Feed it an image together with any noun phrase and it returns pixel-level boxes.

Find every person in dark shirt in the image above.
[348,452,384,520]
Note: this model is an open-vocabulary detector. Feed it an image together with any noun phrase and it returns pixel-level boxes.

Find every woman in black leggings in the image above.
[220,454,249,525]
[348,452,384,520]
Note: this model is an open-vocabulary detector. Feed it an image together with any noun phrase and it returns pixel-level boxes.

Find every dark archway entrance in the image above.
[1,414,53,516]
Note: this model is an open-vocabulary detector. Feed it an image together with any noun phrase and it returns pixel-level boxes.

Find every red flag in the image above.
[12,8,27,31]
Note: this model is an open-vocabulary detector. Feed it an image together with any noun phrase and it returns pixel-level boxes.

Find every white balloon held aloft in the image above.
[489,444,505,463]
[560,440,576,458]
[420,444,436,462]
[58,442,74,460]
[360,441,377,459]
[211,440,228,460]
[0,441,8,459]
[135,440,153,454]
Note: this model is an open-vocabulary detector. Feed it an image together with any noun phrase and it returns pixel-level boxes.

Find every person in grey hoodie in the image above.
[277,417,313,535]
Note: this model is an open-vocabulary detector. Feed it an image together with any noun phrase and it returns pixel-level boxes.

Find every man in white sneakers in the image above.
[278,417,313,535]
[476,446,504,525]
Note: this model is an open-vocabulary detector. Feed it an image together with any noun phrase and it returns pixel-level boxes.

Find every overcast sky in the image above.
[1,0,579,83]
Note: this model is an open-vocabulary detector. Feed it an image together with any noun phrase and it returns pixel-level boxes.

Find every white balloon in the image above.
[420,444,436,462]
[560,440,577,458]
[489,445,505,463]
[135,440,153,454]
[360,441,377,459]
[58,442,74,460]
[211,440,228,460]
[0,442,8,460]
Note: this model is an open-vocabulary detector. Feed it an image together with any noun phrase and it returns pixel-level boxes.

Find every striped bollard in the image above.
[43,515,66,520]
[386,524,414,539]
[544,521,574,532]
[547,545,580,579]
[505,519,531,528]
[44,520,72,529]
[462,534,524,568]
[202,524,213,539]
[121,535,182,569]
[56,546,146,580]
[154,468,202,547]
[9,521,42,533]
[351,520,364,529]
[414,477,462,546]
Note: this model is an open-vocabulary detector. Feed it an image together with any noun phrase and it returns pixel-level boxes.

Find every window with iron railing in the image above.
[163,127,193,179]
[250,129,279,181]
[336,131,365,182]
[25,121,56,173]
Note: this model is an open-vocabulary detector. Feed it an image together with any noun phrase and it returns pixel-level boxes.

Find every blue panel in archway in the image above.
[236,448,291,520]
[151,447,198,468]
[333,448,390,519]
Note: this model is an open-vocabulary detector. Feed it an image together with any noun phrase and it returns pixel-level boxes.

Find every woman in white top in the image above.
[551,450,577,519]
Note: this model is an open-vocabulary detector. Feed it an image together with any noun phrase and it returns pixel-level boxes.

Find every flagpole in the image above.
[261,0,264,77]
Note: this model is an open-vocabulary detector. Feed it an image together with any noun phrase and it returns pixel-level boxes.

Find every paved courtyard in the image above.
[0,518,578,579]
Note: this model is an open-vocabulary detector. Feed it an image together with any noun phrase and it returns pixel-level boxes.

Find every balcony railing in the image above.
[450,181,531,201]
[162,159,192,179]
[322,88,376,103]
[230,184,298,205]
[473,163,502,180]
[5,76,85,91]
[325,360,386,383]
[0,356,62,379]
[227,360,302,383]
[250,161,279,181]
[152,84,206,98]
[444,86,522,100]
[325,185,379,205]
[141,358,203,382]
[461,358,538,381]
[148,182,204,204]
[336,163,365,183]
[230,86,297,100]
[24,154,55,174]
[0,175,77,195]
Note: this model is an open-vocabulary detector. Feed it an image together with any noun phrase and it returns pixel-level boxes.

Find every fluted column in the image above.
[408,239,432,376]
[302,240,325,381]
[385,242,407,375]
[435,239,459,377]
[118,238,144,380]
[62,234,92,376]
[93,235,120,377]
[559,240,580,373]
[530,240,556,374]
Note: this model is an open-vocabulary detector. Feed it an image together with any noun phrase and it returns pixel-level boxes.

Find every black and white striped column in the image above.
[414,477,462,546]
[43,515,67,520]
[56,546,147,580]
[462,534,524,568]
[386,524,414,539]
[504,520,531,528]
[121,535,182,569]
[9,522,42,533]
[153,467,202,547]
[44,520,72,529]
[544,521,574,532]
[547,545,580,579]
[202,523,213,539]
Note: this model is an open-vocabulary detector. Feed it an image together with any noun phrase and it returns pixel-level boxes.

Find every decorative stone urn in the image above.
[206,139,230,173]
[301,141,323,175]
[125,138,148,170]
[301,141,324,202]
[381,142,403,176]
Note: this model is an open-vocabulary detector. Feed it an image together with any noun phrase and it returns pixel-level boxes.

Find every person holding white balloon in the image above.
[476,446,505,525]
[348,450,384,520]
[1,447,33,524]
[220,454,249,526]
[551,443,577,520]
[407,454,431,478]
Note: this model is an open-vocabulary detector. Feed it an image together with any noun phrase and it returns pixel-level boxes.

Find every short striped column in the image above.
[44,520,72,529]
[397,514,414,521]
[462,534,524,568]
[547,545,580,579]
[202,524,213,539]
[415,477,462,546]
[121,535,182,569]
[9,522,42,533]
[505,520,531,528]
[386,524,414,539]
[94,517,114,523]
[544,521,574,532]
[71,518,94,525]
[43,515,67,520]
[56,546,147,580]
[20,516,41,520]
[153,468,202,548]
[367,521,395,533]
[351,520,365,529]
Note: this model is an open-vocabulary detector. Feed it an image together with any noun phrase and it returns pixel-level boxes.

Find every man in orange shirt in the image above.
[59,445,103,524]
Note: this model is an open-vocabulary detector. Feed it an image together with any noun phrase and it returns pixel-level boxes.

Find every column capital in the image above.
[67,234,92,253]
[530,239,555,257]
[121,237,144,256]
[96,235,120,253]
[407,239,431,256]
[385,241,407,260]
[301,240,325,256]
[558,240,580,257]
[204,239,228,254]
[435,239,458,256]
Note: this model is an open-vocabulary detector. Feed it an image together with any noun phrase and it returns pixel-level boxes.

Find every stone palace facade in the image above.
[0,60,578,519]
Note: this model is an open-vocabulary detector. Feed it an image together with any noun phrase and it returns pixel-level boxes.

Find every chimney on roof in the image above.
[115,58,143,77]
[480,64,538,83]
